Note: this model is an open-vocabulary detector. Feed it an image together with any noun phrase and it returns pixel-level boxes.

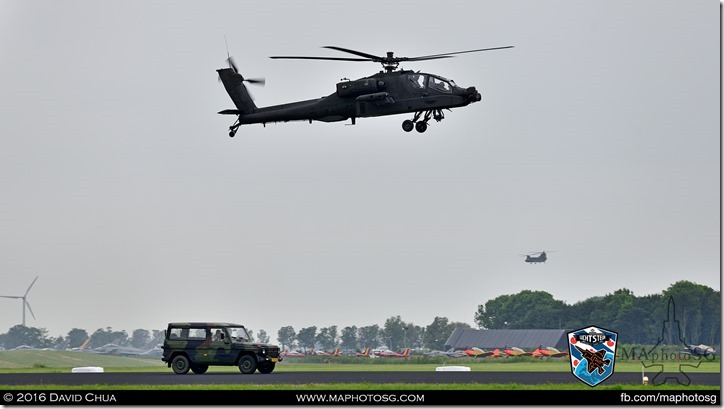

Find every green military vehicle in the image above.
[161,322,282,374]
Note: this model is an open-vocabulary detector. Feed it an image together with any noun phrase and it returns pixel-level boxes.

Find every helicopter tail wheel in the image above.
[229,118,241,138]
[415,121,428,133]
[402,120,414,132]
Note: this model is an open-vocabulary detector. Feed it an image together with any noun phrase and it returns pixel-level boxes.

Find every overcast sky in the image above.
[0,0,720,344]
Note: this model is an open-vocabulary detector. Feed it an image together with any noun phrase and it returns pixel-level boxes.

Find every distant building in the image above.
[444,328,569,351]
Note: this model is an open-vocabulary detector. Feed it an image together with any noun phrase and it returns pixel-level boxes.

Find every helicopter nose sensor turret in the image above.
[467,86,482,102]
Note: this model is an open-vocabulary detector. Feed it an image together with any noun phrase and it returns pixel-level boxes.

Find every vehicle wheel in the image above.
[257,362,275,374]
[402,120,414,132]
[171,355,190,375]
[238,355,257,374]
[191,365,208,374]
[415,121,428,133]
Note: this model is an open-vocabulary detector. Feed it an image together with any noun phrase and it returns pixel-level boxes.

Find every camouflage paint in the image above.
[161,322,281,374]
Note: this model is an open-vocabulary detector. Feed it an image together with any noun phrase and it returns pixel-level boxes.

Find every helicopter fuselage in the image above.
[218,68,482,131]
[525,252,547,263]
[218,44,511,135]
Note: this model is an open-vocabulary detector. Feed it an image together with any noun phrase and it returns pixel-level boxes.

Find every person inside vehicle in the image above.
[213,330,223,341]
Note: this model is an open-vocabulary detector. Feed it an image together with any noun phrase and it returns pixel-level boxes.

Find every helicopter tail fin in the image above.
[217,68,257,115]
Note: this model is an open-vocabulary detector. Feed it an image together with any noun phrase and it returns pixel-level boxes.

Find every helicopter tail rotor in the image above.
[218,67,257,108]
[219,38,266,86]
[217,55,266,104]
[222,56,266,86]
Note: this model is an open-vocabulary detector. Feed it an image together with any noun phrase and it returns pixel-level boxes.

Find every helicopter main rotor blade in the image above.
[322,46,383,61]
[322,46,453,63]
[270,56,370,62]
[403,55,454,62]
[269,45,514,73]
[271,46,512,65]
[411,46,514,60]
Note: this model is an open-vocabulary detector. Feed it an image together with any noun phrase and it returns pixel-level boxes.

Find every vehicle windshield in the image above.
[228,326,250,341]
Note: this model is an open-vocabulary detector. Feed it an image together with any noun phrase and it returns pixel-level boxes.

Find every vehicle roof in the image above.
[167,322,245,327]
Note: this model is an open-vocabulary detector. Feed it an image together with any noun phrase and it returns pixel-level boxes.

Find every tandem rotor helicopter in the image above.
[217,45,513,136]
[520,251,558,264]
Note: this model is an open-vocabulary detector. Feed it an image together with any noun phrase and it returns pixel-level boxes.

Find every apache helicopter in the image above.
[217,45,513,136]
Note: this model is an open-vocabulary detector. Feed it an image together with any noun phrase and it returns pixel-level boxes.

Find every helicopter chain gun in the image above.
[217,45,513,136]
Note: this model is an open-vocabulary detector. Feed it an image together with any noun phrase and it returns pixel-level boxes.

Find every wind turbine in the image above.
[1,276,38,326]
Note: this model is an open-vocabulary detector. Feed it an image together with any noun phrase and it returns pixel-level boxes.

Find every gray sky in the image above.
[0,0,720,344]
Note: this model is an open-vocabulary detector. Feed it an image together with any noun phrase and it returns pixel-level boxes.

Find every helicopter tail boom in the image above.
[217,68,257,115]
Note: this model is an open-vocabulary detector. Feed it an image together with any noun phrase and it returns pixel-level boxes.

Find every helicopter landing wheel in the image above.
[415,121,428,133]
[402,120,414,132]
[229,124,240,137]
[229,118,240,138]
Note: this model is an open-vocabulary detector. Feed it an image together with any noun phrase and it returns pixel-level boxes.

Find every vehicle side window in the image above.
[429,77,452,93]
[187,328,206,340]
[408,74,427,89]
[212,328,226,342]
[168,328,183,339]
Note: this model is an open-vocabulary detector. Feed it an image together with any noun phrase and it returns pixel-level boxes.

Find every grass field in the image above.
[0,350,719,391]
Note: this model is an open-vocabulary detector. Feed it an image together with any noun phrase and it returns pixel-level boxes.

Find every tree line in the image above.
[1,280,718,351]
[0,317,468,353]
[475,280,720,345]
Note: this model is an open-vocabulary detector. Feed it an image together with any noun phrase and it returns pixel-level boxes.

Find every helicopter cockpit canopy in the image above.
[429,76,453,93]
[409,73,427,89]
[408,74,456,93]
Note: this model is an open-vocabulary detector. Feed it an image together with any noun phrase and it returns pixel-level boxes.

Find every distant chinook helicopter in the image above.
[217,45,513,136]
[520,251,557,264]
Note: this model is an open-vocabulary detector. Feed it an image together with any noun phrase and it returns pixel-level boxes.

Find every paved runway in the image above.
[0,371,720,386]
